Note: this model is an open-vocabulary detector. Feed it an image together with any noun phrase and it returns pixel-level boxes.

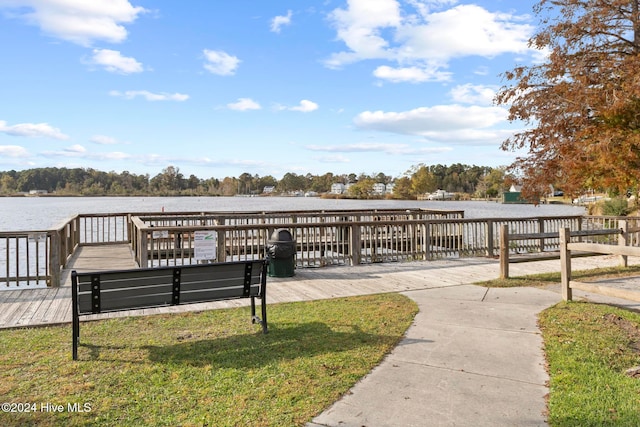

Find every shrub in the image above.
[601,197,631,216]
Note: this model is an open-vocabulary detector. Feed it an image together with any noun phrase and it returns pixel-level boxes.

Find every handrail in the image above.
[498,223,625,279]
[560,224,640,302]
[2,210,632,288]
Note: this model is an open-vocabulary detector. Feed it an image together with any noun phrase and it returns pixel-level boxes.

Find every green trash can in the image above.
[266,229,296,277]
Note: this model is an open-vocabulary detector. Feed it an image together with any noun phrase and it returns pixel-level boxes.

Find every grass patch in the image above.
[0,293,417,427]
[539,302,640,426]
[477,264,640,288]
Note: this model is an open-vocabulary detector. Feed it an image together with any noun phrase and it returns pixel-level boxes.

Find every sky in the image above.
[0,0,544,180]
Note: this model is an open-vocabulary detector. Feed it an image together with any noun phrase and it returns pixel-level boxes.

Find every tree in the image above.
[347,177,376,199]
[409,165,437,196]
[150,166,185,194]
[495,0,640,200]
[391,176,413,199]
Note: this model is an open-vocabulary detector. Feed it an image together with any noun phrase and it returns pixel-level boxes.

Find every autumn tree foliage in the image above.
[496,0,640,200]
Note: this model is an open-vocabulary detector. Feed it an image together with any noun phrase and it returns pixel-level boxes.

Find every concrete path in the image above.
[308,285,556,427]
[307,256,640,427]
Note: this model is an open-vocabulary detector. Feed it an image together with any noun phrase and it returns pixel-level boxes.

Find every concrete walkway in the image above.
[307,256,640,427]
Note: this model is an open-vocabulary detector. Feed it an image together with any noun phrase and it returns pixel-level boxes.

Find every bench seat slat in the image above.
[79,291,175,313]
[180,285,260,303]
[77,271,174,292]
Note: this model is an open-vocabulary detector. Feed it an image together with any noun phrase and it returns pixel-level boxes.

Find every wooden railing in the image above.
[560,222,640,302]
[129,214,585,269]
[1,209,629,288]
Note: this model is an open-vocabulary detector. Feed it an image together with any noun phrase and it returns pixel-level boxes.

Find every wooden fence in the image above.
[0,208,614,288]
[560,223,640,302]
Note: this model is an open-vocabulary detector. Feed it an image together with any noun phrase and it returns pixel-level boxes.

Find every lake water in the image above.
[0,196,586,232]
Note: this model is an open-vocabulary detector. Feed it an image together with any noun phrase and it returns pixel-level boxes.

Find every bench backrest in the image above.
[73,260,266,315]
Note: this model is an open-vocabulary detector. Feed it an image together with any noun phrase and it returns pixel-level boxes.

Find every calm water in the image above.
[0,196,585,231]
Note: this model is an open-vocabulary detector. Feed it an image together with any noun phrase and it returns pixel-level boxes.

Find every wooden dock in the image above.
[0,244,637,329]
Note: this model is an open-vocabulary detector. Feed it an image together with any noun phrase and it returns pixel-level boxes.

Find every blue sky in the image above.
[0,0,542,180]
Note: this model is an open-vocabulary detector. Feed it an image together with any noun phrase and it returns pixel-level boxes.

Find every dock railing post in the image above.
[49,230,61,287]
[486,220,494,257]
[139,227,148,268]
[350,215,361,266]
[560,227,572,301]
[215,216,226,263]
[499,224,509,279]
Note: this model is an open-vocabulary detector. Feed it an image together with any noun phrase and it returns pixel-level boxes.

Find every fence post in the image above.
[49,230,61,287]
[350,216,361,266]
[499,224,509,279]
[486,220,494,257]
[538,218,545,252]
[619,219,628,267]
[138,228,148,268]
[215,216,227,263]
[421,221,429,260]
[560,227,572,301]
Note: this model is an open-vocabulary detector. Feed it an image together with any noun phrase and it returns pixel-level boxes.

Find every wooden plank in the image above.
[571,281,640,302]
[15,289,50,326]
[568,242,640,257]
[44,288,72,324]
[0,291,27,326]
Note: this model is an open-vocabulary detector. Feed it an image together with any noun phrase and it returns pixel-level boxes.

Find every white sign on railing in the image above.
[28,233,47,243]
[194,230,217,260]
[152,230,169,239]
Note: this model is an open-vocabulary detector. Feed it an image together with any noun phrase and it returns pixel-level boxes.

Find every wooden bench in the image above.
[71,259,268,360]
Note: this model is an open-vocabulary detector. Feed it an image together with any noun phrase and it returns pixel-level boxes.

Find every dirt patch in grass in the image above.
[602,313,640,353]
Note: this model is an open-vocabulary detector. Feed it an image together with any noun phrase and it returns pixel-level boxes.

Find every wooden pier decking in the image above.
[1,244,638,329]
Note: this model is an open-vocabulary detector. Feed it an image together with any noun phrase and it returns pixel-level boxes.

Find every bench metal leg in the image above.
[250,296,268,334]
[72,271,79,360]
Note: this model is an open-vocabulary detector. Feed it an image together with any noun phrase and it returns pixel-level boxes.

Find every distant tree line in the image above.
[0,164,510,199]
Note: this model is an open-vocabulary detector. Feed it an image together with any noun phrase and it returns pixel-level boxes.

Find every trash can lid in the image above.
[269,228,293,242]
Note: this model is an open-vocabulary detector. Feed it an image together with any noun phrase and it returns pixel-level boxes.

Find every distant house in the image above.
[28,190,48,195]
[503,185,526,204]
[372,183,386,195]
[262,186,275,194]
[330,183,346,194]
[385,183,395,194]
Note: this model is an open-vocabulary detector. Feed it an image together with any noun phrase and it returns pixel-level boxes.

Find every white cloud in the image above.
[109,90,189,101]
[89,48,143,74]
[227,98,261,111]
[203,49,240,76]
[373,65,451,83]
[306,142,451,155]
[64,144,86,153]
[0,0,147,46]
[326,1,535,81]
[325,0,401,68]
[41,146,132,161]
[353,105,508,142]
[396,5,532,60]
[276,100,318,113]
[271,10,292,33]
[290,100,318,112]
[0,145,30,157]
[449,84,497,105]
[315,154,351,164]
[90,135,119,145]
[0,120,69,140]
[100,151,130,160]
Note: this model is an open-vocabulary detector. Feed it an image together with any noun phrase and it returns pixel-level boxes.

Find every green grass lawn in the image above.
[540,302,640,426]
[0,293,418,427]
